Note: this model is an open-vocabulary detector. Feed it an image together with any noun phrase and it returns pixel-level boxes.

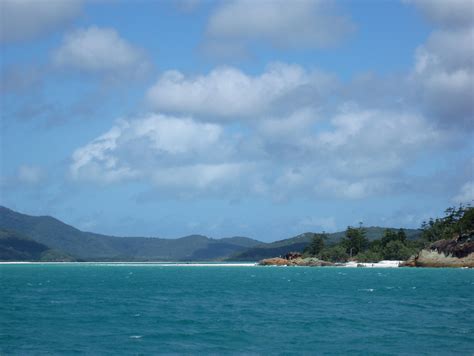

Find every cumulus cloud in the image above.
[52,26,150,79]
[70,103,447,201]
[146,63,336,119]
[266,106,445,199]
[204,0,354,56]
[0,0,82,43]
[70,114,252,193]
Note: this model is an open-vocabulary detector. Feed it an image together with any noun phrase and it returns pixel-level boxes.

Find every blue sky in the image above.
[1,0,473,241]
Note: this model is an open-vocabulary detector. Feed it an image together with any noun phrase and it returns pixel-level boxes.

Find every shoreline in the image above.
[1,261,471,268]
[0,261,400,267]
[0,261,259,266]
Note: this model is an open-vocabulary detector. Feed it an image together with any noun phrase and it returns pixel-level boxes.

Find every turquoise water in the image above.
[1,264,473,355]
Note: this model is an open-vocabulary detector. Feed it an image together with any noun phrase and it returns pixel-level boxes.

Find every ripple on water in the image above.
[1,264,473,354]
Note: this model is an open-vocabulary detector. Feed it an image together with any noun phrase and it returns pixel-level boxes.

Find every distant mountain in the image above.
[0,229,75,262]
[0,206,422,262]
[229,228,422,261]
[0,206,261,261]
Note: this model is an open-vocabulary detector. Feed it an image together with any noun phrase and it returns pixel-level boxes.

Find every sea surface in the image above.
[1,263,473,355]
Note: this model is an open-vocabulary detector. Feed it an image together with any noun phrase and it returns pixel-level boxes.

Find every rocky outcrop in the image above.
[259,256,334,266]
[259,257,290,266]
[284,252,303,260]
[402,231,474,268]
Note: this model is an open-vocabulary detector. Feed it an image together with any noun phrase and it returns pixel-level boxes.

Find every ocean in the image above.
[1,263,473,355]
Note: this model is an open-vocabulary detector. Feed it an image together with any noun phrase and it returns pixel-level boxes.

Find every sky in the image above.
[0,0,473,241]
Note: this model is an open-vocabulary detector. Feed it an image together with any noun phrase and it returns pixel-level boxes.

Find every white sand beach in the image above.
[340,260,402,268]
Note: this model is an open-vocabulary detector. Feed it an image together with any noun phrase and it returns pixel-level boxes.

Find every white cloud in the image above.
[0,0,82,43]
[146,63,335,119]
[70,114,248,191]
[311,107,442,179]
[70,100,448,201]
[266,105,446,200]
[70,124,138,183]
[205,0,354,56]
[52,26,150,78]
[452,181,474,203]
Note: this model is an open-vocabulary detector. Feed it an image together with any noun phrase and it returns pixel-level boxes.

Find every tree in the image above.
[458,206,474,233]
[320,245,349,262]
[381,229,398,247]
[383,240,412,261]
[342,223,369,257]
[397,229,407,243]
[381,228,406,247]
[304,233,327,256]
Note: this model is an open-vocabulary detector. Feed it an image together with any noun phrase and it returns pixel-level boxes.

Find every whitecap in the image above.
[129,335,142,339]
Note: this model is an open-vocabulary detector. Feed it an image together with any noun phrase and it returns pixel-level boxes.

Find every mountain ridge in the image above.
[0,206,261,261]
[0,206,421,261]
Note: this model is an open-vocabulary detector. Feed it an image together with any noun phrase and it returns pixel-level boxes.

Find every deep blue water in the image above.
[1,264,473,355]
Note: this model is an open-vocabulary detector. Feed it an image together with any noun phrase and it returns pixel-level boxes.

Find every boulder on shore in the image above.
[401,231,474,268]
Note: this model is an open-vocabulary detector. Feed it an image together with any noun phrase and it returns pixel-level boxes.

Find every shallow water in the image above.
[1,264,473,355]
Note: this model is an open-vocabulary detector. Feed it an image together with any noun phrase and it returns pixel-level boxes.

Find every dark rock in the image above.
[283,252,302,260]
[402,230,474,268]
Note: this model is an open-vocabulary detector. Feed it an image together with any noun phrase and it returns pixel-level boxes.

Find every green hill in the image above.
[0,207,261,261]
[0,229,75,261]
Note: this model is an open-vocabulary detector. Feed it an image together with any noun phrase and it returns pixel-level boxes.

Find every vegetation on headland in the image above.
[302,226,420,263]
[229,227,421,261]
[420,205,473,242]
[301,205,473,264]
